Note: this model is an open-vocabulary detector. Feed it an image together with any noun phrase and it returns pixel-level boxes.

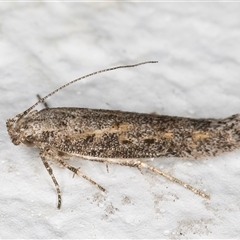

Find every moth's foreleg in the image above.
[40,147,106,209]
[40,150,62,209]
[37,94,49,109]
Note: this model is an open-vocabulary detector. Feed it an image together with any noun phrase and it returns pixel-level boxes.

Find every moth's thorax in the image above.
[7,108,89,148]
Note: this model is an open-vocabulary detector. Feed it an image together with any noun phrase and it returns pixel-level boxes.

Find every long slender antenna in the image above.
[15,61,158,122]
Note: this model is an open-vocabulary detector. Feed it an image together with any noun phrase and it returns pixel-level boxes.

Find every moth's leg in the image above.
[139,161,210,199]
[56,157,106,192]
[37,94,49,108]
[40,149,62,209]
[40,147,106,208]
[82,156,210,200]
[127,160,209,199]
[43,147,105,190]
[105,164,109,173]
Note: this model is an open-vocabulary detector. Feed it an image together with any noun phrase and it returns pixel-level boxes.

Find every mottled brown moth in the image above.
[6,61,239,209]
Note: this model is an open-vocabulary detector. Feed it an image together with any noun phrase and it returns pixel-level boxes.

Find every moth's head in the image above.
[6,116,21,145]
[6,111,37,146]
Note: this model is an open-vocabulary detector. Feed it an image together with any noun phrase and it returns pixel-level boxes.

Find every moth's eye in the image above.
[23,135,34,146]
[12,137,21,146]
[26,135,33,141]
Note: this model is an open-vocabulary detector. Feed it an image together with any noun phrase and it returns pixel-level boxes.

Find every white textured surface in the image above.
[1,2,240,239]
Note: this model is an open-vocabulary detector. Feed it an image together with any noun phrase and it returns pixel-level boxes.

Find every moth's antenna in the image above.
[15,61,158,122]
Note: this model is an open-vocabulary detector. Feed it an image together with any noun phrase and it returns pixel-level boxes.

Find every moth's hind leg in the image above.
[83,157,210,200]
[139,161,210,199]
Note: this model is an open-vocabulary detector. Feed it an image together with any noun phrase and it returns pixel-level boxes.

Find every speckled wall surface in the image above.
[1,2,240,238]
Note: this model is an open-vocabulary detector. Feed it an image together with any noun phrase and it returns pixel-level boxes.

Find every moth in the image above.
[6,61,239,209]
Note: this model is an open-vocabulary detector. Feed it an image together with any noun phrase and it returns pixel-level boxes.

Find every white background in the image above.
[1,2,240,239]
